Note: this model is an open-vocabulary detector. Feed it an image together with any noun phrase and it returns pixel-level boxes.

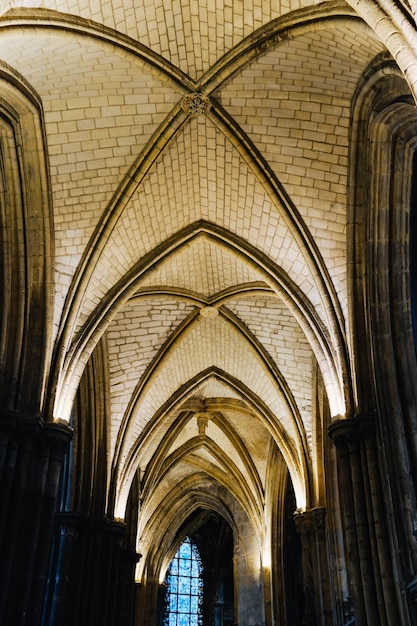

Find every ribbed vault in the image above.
[0,0,407,597]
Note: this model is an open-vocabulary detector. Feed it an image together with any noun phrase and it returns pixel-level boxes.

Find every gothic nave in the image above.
[2,0,417,624]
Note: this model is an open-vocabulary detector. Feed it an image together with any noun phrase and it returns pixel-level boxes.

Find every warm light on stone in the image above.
[198,306,219,318]
[1,4,415,625]
[181,92,211,116]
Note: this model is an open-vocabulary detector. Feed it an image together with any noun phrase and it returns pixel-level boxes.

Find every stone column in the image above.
[119,544,142,625]
[328,419,365,625]
[294,507,333,625]
[233,538,265,626]
[329,415,401,625]
[45,513,140,626]
[359,415,403,624]
[314,508,334,624]
[0,413,72,626]
[294,510,316,626]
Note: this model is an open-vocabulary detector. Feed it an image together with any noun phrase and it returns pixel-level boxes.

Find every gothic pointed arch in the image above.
[54,222,346,427]
[347,52,417,619]
[0,64,53,420]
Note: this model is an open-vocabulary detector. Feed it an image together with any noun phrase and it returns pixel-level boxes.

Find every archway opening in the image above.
[163,537,203,626]
[159,512,235,626]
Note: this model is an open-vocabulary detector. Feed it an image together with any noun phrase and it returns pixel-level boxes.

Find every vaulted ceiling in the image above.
[0,0,390,557]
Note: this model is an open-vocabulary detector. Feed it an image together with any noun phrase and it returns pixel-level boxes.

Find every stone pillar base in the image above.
[0,414,72,626]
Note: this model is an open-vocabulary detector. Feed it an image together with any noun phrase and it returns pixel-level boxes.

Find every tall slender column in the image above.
[0,414,72,626]
[294,510,316,626]
[329,415,402,625]
[359,415,402,624]
[314,508,334,625]
[45,513,140,626]
[294,507,333,625]
[328,418,367,625]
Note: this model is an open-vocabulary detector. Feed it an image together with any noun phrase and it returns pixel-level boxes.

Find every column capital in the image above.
[328,413,375,448]
[40,420,73,450]
[294,507,326,533]
[0,413,72,448]
[311,506,326,529]
[328,417,358,448]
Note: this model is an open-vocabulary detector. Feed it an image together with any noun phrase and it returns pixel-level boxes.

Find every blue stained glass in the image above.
[163,537,203,626]
[178,594,190,613]
[179,576,189,594]
[190,595,198,613]
[169,595,178,612]
[180,543,191,560]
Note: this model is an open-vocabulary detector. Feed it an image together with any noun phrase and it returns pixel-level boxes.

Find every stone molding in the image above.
[328,413,375,448]
[294,507,326,533]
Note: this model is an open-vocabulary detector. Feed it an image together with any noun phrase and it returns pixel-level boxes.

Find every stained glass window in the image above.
[164,537,203,626]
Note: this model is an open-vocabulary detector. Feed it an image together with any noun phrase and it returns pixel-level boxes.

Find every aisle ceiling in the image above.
[0,0,386,532]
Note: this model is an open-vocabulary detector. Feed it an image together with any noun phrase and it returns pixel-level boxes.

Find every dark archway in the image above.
[159,510,235,626]
[345,53,417,622]
[410,151,417,350]
[283,483,305,626]
[43,343,139,626]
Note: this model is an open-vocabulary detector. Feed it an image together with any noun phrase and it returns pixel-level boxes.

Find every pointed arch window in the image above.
[164,537,203,626]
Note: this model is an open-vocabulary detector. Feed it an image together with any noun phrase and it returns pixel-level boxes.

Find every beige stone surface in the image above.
[1,0,413,580]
